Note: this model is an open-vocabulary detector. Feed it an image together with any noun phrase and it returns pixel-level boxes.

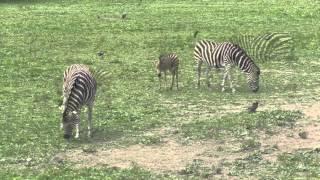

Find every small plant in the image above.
[136,134,162,145]
[180,159,213,178]
[240,138,261,151]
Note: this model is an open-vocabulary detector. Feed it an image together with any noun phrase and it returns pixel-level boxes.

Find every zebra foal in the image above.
[60,64,97,139]
[194,40,260,93]
[154,53,179,90]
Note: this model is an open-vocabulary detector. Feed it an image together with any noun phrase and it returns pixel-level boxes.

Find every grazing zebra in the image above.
[154,53,179,90]
[60,64,97,139]
[230,32,294,62]
[194,40,260,93]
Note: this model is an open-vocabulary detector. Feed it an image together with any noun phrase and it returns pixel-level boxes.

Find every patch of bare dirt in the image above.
[282,103,320,120]
[55,123,320,178]
[55,102,320,177]
[261,122,320,162]
[58,138,243,173]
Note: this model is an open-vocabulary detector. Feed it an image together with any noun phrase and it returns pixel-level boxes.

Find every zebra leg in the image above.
[170,72,175,90]
[164,72,167,89]
[221,68,229,92]
[205,66,212,88]
[75,123,80,139]
[87,105,93,138]
[197,61,202,88]
[227,68,236,93]
[176,69,179,90]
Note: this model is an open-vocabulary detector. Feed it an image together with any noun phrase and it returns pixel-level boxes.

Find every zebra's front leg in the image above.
[75,123,80,139]
[196,61,202,88]
[221,69,228,92]
[176,69,179,90]
[170,72,175,90]
[87,105,93,138]
[227,72,236,93]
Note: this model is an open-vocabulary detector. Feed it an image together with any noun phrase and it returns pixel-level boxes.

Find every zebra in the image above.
[60,64,97,139]
[230,32,294,62]
[154,53,179,90]
[194,40,260,93]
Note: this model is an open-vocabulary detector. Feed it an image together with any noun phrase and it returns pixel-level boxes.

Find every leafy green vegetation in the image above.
[229,149,320,178]
[181,110,303,140]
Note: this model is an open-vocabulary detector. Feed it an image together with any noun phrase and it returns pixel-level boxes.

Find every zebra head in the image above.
[247,68,260,92]
[62,110,80,139]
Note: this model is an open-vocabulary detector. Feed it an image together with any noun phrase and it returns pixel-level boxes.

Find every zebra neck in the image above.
[235,57,256,74]
[63,105,77,115]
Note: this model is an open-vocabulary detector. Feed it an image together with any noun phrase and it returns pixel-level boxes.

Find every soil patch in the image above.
[55,102,320,175]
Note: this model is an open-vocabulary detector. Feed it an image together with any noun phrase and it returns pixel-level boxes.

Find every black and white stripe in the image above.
[194,40,260,92]
[61,64,97,139]
[230,32,294,62]
[154,53,179,90]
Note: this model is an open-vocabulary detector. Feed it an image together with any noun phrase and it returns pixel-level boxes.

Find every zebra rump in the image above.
[230,32,294,62]
[61,64,97,139]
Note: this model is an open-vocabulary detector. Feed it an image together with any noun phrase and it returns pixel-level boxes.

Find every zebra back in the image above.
[158,53,179,70]
[62,64,96,112]
[194,40,218,63]
[230,32,294,62]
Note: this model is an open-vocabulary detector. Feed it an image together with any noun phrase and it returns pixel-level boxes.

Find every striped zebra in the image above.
[194,40,260,93]
[60,64,97,139]
[154,53,179,90]
[230,32,294,62]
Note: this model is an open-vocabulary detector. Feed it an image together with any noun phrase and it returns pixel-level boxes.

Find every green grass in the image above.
[0,0,320,178]
[228,149,320,178]
[180,110,302,140]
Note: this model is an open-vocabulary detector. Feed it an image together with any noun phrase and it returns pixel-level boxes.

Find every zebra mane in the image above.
[232,43,260,73]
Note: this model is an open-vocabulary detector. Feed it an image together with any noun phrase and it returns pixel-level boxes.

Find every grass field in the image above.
[1,0,320,179]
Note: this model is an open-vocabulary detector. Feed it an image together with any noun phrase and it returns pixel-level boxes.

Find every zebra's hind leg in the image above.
[164,72,167,89]
[87,105,93,138]
[205,66,212,88]
[158,75,162,90]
